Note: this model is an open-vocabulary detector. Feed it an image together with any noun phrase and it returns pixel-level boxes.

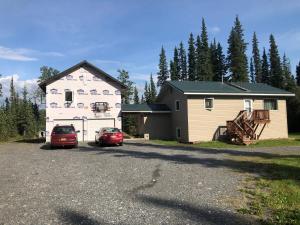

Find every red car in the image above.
[50,125,79,148]
[95,127,123,146]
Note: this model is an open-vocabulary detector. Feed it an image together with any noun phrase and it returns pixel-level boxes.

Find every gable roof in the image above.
[121,103,171,113]
[166,81,294,97]
[39,60,127,91]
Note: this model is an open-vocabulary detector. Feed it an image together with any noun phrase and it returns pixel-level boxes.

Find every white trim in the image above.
[175,100,180,111]
[244,99,253,112]
[121,111,171,113]
[184,92,295,97]
[204,98,214,110]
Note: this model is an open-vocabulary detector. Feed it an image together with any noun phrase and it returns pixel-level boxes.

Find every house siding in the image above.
[187,96,288,142]
[45,66,122,142]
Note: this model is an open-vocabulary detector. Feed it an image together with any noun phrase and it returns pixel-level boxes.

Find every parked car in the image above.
[50,125,79,148]
[95,127,123,146]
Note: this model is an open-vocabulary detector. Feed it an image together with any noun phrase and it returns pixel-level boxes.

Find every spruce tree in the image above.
[188,33,196,80]
[252,32,262,83]
[0,74,2,97]
[157,46,169,87]
[133,86,139,104]
[296,61,300,86]
[227,16,249,82]
[195,35,202,80]
[170,47,180,80]
[117,69,134,104]
[141,95,145,103]
[269,34,283,88]
[211,41,227,82]
[178,42,187,80]
[198,18,213,81]
[261,48,270,84]
[144,82,150,103]
[282,54,295,91]
[250,58,255,83]
[149,74,157,103]
[9,77,18,137]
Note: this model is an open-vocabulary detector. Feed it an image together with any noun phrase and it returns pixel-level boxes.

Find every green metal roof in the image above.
[167,81,294,96]
[122,104,171,113]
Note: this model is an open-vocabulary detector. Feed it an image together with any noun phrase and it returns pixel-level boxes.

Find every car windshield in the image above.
[102,128,120,133]
[53,126,75,134]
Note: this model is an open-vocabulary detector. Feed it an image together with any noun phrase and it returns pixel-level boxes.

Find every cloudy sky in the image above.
[0,0,300,97]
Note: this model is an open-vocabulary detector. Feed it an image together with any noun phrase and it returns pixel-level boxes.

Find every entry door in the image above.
[244,99,253,113]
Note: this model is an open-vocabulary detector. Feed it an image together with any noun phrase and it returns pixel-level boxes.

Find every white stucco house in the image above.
[39,60,126,142]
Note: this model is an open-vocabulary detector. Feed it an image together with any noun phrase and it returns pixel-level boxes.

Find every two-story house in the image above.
[39,60,126,142]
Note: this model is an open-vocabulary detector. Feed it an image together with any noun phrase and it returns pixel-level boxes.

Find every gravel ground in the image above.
[1,141,293,225]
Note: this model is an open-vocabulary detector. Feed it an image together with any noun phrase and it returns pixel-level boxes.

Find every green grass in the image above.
[150,133,300,149]
[235,156,300,225]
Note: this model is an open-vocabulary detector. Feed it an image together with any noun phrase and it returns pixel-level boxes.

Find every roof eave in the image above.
[183,92,295,97]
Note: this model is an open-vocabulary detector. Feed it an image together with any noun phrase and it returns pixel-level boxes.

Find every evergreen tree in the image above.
[188,33,196,80]
[0,74,2,97]
[133,86,139,104]
[9,77,18,136]
[250,57,255,83]
[144,82,150,103]
[211,41,227,81]
[195,35,202,80]
[269,34,283,88]
[141,95,145,103]
[117,69,134,104]
[282,54,295,91]
[296,61,300,86]
[252,32,262,83]
[149,74,157,103]
[178,42,187,80]
[261,48,270,84]
[170,47,180,80]
[227,16,249,82]
[157,46,169,87]
[198,18,213,81]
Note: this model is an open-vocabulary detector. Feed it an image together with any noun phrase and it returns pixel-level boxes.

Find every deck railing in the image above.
[252,110,270,122]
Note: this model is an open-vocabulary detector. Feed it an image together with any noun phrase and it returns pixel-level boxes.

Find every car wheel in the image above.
[50,145,55,149]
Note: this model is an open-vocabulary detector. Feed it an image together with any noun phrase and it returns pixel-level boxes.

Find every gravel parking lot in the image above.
[0,140,273,225]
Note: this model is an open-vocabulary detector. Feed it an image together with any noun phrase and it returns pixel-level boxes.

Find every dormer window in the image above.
[77,89,85,95]
[103,90,110,95]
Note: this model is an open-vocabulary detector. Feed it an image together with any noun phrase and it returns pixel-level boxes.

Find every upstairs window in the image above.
[66,75,73,80]
[65,91,73,102]
[115,90,121,95]
[93,102,109,112]
[90,89,97,95]
[264,99,278,110]
[204,98,214,109]
[77,89,85,95]
[103,90,110,95]
[175,100,180,111]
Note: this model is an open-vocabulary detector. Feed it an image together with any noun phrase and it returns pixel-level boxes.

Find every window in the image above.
[77,89,85,95]
[244,99,253,113]
[93,102,109,112]
[90,89,97,95]
[66,75,73,80]
[50,88,58,94]
[176,127,181,138]
[65,91,73,102]
[264,99,278,110]
[115,103,121,108]
[79,75,84,81]
[175,100,180,111]
[204,98,214,109]
[103,90,110,95]
[77,103,84,108]
[115,90,121,95]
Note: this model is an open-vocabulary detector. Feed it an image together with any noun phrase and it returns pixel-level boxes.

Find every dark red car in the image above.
[95,127,123,146]
[50,125,79,148]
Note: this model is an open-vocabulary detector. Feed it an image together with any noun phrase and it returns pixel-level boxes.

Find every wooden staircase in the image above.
[226,110,270,145]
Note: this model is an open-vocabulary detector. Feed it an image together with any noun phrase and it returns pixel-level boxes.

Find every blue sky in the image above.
[0,0,300,96]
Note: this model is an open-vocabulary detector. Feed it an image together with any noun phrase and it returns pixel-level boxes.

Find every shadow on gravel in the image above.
[135,194,257,225]
[78,145,300,182]
[16,138,46,144]
[125,142,300,159]
[57,208,126,225]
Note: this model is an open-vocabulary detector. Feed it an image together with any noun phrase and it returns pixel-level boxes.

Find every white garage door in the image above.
[53,119,84,142]
[85,119,115,141]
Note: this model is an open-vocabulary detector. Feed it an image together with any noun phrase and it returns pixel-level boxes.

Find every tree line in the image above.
[0,66,57,141]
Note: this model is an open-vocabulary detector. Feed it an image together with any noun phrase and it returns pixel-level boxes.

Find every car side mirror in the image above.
[76,130,80,133]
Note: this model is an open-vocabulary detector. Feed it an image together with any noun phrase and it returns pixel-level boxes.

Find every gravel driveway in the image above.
[0,140,274,225]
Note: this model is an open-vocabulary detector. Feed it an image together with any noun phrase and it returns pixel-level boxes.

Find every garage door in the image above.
[53,119,84,142]
[85,119,115,141]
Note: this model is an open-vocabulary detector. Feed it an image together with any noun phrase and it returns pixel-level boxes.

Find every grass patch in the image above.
[233,156,300,225]
[150,133,300,149]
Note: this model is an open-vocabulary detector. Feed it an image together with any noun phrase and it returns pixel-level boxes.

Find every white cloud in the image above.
[209,26,221,34]
[0,74,39,100]
[0,46,37,61]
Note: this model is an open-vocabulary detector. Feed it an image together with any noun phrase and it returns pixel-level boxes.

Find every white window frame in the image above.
[204,98,214,110]
[176,127,181,139]
[244,99,253,112]
[263,98,278,110]
[175,100,180,111]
